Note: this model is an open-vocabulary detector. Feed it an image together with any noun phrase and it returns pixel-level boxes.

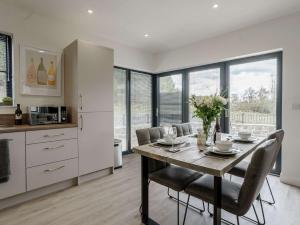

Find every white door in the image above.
[0,132,26,200]
[78,112,114,176]
[77,41,114,113]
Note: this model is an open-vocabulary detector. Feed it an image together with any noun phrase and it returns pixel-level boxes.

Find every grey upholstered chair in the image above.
[172,123,193,137]
[136,127,203,225]
[228,129,284,205]
[183,138,278,225]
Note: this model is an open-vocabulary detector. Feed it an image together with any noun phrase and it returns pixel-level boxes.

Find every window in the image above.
[130,72,152,147]
[189,68,221,131]
[113,68,127,151]
[159,74,182,125]
[0,33,12,105]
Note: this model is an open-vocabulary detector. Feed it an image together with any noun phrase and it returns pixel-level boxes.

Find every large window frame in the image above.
[155,52,282,174]
[114,66,154,154]
[0,33,13,105]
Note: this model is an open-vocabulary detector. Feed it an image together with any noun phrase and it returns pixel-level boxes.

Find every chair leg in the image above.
[167,188,205,213]
[236,216,240,225]
[183,195,190,225]
[177,192,180,225]
[261,176,275,205]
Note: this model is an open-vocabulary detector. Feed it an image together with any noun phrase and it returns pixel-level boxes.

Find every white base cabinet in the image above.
[78,112,114,176]
[0,132,26,200]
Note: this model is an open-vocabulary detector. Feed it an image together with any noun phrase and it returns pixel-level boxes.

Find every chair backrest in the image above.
[172,123,193,137]
[237,139,278,215]
[136,127,165,145]
[267,129,284,168]
[136,127,167,173]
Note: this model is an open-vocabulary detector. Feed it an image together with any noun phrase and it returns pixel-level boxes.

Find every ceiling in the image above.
[2,0,300,53]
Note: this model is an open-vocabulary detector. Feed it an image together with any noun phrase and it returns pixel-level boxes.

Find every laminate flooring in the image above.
[0,154,299,225]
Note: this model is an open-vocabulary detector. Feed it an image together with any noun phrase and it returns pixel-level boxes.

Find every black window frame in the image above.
[0,33,13,103]
[114,66,154,154]
[156,51,283,175]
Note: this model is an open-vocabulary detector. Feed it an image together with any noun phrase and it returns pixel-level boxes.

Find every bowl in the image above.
[238,131,252,140]
[215,140,233,152]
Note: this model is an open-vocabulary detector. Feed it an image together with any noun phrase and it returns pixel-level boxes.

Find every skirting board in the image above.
[78,167,114,185]
[280,173,300,187]
[0,179,77,211]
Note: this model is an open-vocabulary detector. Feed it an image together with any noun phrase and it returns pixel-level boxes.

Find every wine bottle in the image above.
[214,117,221,143]
[47,61,56,86]
[37,57,47,85]
[15,104,22,125]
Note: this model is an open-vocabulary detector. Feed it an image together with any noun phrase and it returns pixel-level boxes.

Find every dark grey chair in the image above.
[183,138,278,225]
[172,123,193,137]
[136,127,203,225]
[228,129,284,205]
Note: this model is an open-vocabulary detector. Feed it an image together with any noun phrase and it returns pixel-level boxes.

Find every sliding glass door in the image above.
[130,72,153,148]
[113,68,127,151]
[228,58,278,137]
[188,68,221,132]
[159,74,182,126]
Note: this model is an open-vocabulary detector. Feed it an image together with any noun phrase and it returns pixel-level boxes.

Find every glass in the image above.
[229,59,277,138]
[113,68,127,151]
[159,74,182,126]
[166,126,177,151]
[130,72,152,148]
[189,68,221,132]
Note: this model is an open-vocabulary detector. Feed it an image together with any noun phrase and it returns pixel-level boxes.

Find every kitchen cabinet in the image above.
[64,40,114,176]
[0,132,26,200]
[78,112,113,176]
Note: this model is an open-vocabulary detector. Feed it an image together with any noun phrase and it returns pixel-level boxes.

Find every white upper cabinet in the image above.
[64,40,114,116]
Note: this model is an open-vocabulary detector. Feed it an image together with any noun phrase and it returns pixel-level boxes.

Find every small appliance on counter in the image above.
[28,106,68,125]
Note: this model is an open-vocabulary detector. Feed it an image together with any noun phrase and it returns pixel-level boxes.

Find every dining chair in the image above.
[183,138,278,225]
[136,127,204,225]
[228,129,284,205]
[172,123,193,137]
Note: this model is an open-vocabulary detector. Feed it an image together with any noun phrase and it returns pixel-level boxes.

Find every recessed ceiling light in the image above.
[39,50,45,53]
[88,9,93,14]
[213,4,219,9]
[144,34,150,38]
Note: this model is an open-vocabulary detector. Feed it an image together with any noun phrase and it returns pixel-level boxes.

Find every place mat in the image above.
[203,150,236,159]
[150,142,192,152]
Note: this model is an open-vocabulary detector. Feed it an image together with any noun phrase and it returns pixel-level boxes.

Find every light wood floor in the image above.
[0,154,299,225]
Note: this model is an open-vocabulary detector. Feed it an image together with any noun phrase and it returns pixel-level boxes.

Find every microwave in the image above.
[28,106,68,125]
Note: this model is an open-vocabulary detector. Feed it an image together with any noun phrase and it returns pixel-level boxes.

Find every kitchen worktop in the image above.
[0,123,77,134]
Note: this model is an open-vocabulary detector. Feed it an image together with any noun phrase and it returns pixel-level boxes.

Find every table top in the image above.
[133,135,266,177]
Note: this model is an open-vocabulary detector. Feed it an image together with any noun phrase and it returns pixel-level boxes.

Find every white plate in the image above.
[209,146,240,155]
[157,139,185,146]
[233,137,257,143]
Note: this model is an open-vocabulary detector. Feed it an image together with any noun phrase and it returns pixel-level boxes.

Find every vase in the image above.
[202,120,211,142]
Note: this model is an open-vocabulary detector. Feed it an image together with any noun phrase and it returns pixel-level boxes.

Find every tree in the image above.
[160,76,177,92]
[256,87,269,101]
[243,87,256,102]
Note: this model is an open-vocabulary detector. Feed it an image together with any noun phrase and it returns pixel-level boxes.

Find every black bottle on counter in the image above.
[15,104,22,125]
[213,117,221,143]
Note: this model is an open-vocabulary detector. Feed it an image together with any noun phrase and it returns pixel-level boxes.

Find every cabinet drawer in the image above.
[26,139,78,168]
[26,128,77,144]
[26,158,78,191]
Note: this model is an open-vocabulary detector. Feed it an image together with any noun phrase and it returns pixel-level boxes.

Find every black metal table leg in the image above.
[214,176,222,225]
[141,156,160,225]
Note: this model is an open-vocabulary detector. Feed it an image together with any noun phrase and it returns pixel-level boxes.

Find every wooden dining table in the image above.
[133,134,266,225]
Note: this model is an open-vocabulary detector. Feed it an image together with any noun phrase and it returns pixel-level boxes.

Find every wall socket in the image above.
[292,103,300,110]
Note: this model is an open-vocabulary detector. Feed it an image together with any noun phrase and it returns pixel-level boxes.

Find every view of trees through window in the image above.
[229,59,277,137]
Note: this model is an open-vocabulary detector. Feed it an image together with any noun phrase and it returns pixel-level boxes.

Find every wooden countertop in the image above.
[0,123,77,134]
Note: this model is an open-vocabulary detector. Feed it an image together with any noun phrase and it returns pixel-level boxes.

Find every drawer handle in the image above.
[43,145,65,150]
[44,165,65,173]
[43,133,65,138]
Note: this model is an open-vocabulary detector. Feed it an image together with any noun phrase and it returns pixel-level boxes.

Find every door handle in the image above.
[43,145,64,150]
[43,165,65,173]
[79,94,83,110]
[43,133,64,138]
[80,114,83,131]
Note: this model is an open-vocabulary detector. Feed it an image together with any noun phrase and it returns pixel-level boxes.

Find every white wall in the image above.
[0,2,154,113]
[155,12,300,187]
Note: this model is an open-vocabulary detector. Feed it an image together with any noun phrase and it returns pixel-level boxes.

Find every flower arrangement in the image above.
[190,94,227,139]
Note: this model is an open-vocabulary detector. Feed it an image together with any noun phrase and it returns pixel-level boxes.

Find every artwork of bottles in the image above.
[37,57,48,85]
[47,61,57,86]
[26,58,37,86]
